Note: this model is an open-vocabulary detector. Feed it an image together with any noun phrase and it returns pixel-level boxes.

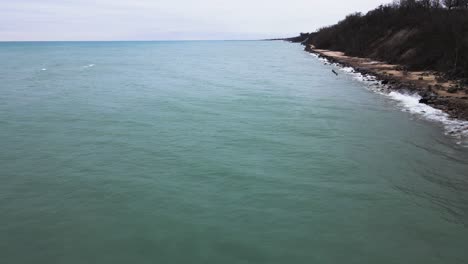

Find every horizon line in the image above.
[0,39,276,43]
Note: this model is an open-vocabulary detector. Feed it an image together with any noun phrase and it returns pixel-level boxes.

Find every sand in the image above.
[308,46,468,120]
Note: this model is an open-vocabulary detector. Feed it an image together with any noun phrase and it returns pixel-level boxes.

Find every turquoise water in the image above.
[1,41,468,263]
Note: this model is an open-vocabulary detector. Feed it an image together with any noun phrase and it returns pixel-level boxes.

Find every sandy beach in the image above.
[306,45,468,121]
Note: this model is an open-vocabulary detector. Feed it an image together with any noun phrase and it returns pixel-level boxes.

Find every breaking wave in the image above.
[310,53,468,144]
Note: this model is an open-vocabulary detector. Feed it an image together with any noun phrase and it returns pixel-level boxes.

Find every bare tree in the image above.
[420,0,432,7]
[400,0,417,7]
[445,0,468,8]
[430,0,442,8]
[457,0,468,7]
[443,0,456,8]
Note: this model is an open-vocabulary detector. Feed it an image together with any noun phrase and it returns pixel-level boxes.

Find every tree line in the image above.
[292,0,468,79]
[396,0,468,9]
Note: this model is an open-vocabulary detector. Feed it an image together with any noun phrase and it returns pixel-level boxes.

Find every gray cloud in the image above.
[0,0,389,41]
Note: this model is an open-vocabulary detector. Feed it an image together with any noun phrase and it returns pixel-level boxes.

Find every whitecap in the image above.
[340,67,355,73]
[388,92,446,119]
[387,91,468,141]
[309,53,468,143]
[318,57,329,63]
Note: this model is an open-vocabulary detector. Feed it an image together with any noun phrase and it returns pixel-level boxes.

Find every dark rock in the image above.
[436,76,446,83]
[419,90,438,104]
[447,87,458,93]
[419,98,429,104]
[394,84,405,90]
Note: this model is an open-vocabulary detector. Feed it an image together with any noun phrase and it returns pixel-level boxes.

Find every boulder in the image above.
[419,91,438,104]
[447,87,458,93]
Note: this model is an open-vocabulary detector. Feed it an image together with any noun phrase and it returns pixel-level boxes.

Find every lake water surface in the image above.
[1,41,468,263]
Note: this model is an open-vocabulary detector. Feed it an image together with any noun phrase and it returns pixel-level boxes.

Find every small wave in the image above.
[309,53,468,143]
[387,92,468,142]
[83,64,95,69]
[311,53,330,64]
[341,67,355,73]
[41,68,47,71]
[318,58,329,63]
[387,92,442,118]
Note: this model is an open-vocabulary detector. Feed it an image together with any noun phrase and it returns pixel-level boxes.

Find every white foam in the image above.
[387,92,468,142]
[309,53,468,143]
[311,53,332,64]
[41,68,47,71]
[388,92,446,119]
[83,64,95,68]
[319,58,329,63]
[341,67,355,73]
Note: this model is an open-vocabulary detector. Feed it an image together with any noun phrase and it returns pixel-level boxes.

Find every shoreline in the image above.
[304,45,468,122]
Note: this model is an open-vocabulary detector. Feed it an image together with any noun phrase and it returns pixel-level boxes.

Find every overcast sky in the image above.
[0,0,389,41]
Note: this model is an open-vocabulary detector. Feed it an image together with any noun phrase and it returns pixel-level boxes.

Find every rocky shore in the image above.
[304,45,468,121]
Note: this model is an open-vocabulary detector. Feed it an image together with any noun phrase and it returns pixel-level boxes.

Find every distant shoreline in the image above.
[303,44,468,121]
